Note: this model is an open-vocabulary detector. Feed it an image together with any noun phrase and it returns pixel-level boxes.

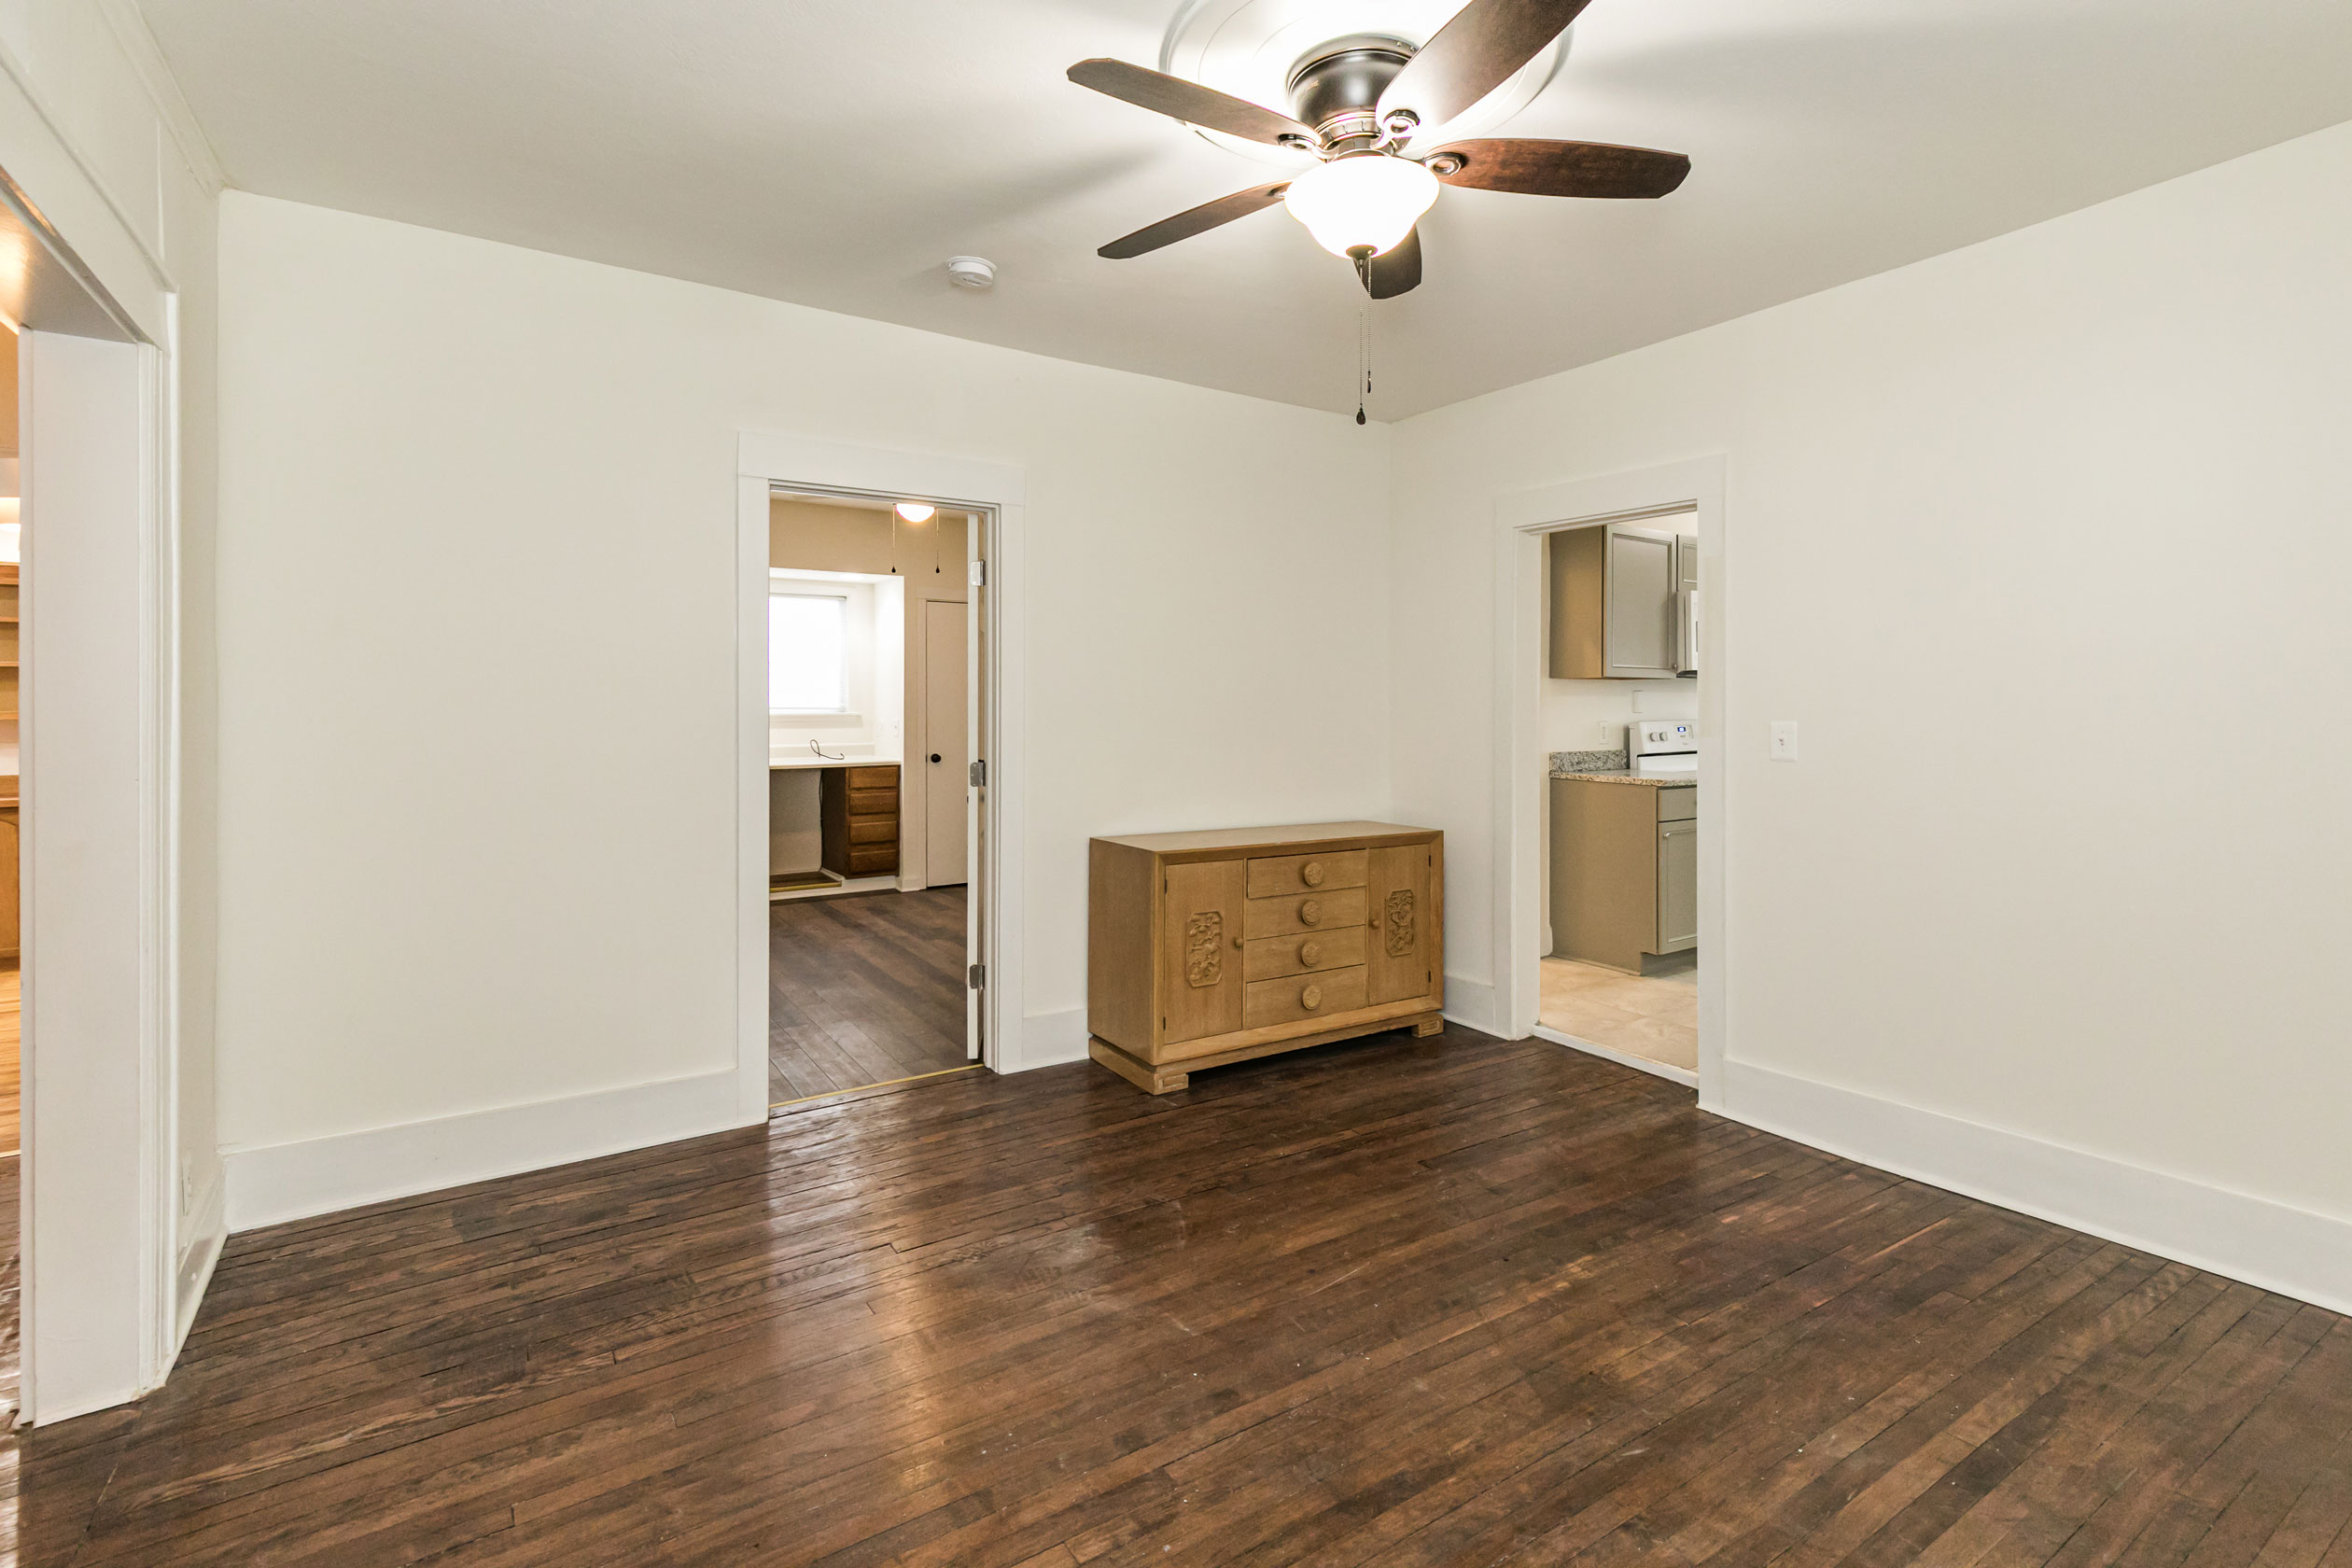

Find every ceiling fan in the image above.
[1068,0,1688,299]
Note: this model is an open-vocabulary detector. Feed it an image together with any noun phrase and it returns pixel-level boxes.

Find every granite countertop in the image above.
[1550,768,1695,789]
[1548,749,1696,788]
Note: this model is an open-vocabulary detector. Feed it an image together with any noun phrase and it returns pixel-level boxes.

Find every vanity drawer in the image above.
[1244,966,1368,1029]
[847,819,897,846]
[1242,887,1367,939]
[844,845,898,875]
[847,765,899,790]
[1247,849,1367,899]
[1243,927,1366,982]
[847,788,898,817]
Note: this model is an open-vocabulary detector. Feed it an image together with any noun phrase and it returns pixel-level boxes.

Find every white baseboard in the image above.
[1719,1060,2352,1317]
[223,1068,750,1232]
[1442,973,1498,1035]
[172,1171,227,1354]
[1533,1024,1699,1089]
[1013,1006,1089,1072]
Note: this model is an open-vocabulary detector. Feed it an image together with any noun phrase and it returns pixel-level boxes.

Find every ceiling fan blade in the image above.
[1098,181,1295,259]
[1068,59,1314,147]
[1427,139,1689,198]
[1364,228,1422,299]
[1379,0,1592,131]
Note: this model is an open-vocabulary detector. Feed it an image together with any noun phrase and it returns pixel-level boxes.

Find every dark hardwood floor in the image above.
[770,885,971,1104]
[3,1028,2347,1566]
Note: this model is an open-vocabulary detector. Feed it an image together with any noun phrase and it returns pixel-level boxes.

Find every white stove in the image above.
[1628,720,1698,777]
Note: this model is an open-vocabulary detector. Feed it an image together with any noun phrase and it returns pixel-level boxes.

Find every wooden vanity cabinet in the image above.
[819,763,900,878]
[1087,821,1444,1094]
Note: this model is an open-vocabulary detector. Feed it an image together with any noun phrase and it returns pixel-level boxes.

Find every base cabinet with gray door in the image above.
[1549,780,1698,973]
[1549,521,1699,680]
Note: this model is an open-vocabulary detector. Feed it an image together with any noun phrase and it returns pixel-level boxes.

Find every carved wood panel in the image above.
[1184,911,1224,987]
[1383,889,1416,958]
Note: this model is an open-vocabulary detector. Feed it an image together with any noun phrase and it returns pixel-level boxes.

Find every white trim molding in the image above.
[223,1070,744,1233]
[1718,1061,2352,1316]
[1490,456,1729,1101]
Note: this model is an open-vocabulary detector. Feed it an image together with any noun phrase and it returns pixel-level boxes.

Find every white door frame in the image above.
[735,433,1025,1104]
[1491,456,1729,1106]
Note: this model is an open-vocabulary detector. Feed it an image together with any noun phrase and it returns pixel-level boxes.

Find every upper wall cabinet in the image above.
[1548,521,1699,680]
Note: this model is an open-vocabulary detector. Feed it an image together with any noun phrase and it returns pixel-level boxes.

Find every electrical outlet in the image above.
[1598,721,1619,745]
[1769,721,1799,762]
[1630,688,1646,715]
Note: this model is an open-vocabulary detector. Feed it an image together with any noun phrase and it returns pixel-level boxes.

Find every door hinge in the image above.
[968,963,985,990]
[969,758,987,788]
[969,559,986,587]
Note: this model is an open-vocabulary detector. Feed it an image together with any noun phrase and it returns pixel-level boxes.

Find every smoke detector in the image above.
[945,256,997,289]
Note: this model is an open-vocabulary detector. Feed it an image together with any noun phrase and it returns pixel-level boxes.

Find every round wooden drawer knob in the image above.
[1301,861,1326,888]
[1300,984,1323,1011]
[1298,899,1323,926]
[1298,940,1322,966]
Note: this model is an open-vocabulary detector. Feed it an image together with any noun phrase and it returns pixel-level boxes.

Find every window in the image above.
[769,592,848,713]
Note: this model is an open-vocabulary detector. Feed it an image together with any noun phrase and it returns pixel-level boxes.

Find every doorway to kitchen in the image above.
[1491,457,1727,1098]
[1537,521,1701,1085]
[763,487,986,1108]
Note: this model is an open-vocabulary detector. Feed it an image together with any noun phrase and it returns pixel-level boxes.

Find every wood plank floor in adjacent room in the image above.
[5,1028,2348,1567]
[769,885,972,1104]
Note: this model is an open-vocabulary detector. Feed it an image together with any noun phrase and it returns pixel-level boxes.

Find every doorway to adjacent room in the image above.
[763,488,984,1107]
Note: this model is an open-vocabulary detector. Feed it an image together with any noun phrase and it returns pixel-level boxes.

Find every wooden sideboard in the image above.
[1087,821,1444,1093]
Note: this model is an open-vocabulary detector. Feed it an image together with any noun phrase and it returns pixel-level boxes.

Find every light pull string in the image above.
[1356,291,1370,426]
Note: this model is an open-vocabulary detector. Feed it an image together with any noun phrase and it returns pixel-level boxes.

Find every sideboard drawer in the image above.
[1244,966,1368,1029]
[1242,927,1366,982]
[1243,887,1368,939]
[1247,849,1367,899]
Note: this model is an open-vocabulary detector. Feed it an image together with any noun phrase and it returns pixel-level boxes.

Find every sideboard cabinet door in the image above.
[1161,859,1245,1044]
[1365,844,1434,1005]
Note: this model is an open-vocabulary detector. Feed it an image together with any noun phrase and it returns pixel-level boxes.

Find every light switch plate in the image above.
[1769,721,1799,762]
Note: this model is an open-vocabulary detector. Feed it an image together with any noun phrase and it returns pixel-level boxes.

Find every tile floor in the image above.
[1538,948,1698,1073]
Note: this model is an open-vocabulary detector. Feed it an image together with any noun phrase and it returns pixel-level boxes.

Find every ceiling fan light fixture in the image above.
[1281,154,1439,259]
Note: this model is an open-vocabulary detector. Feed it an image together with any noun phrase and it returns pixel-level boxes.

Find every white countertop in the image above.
[768,752,902,771]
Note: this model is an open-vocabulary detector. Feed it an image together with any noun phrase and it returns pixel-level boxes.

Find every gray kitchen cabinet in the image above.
[1548,520,1699,680]
[1550,779,1699,972]
[1656,819,1699,952]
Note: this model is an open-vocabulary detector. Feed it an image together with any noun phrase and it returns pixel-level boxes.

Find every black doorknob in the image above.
[930,753,942,763]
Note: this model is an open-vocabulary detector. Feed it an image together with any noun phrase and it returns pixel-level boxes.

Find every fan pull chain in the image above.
[890,508,900,574]
[1356,293,1370,426]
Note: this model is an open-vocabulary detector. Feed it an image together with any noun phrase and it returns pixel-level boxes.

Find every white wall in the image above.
[214,192,1393,1221]
[0,0,225,1414]
[1392,120,2352,1308]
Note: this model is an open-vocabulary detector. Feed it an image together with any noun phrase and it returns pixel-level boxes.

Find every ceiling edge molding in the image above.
[97,0,230,194]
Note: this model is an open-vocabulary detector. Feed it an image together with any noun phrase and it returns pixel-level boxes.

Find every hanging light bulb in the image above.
[893,501,935,523]
[1282,154,1439,259]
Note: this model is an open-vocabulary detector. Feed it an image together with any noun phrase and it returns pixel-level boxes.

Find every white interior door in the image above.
[923,598,968,887]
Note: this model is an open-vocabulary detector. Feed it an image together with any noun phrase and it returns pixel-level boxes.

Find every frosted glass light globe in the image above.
[1282,155,1440,259]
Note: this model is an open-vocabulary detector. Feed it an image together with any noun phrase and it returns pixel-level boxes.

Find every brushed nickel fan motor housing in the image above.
[1285,35,1414,148]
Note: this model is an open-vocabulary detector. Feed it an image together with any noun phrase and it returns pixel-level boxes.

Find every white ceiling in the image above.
[137,0,2352,418]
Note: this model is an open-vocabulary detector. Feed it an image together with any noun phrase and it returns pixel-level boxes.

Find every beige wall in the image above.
[1391,119,2352,1305]
[214,191,1394,1213]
